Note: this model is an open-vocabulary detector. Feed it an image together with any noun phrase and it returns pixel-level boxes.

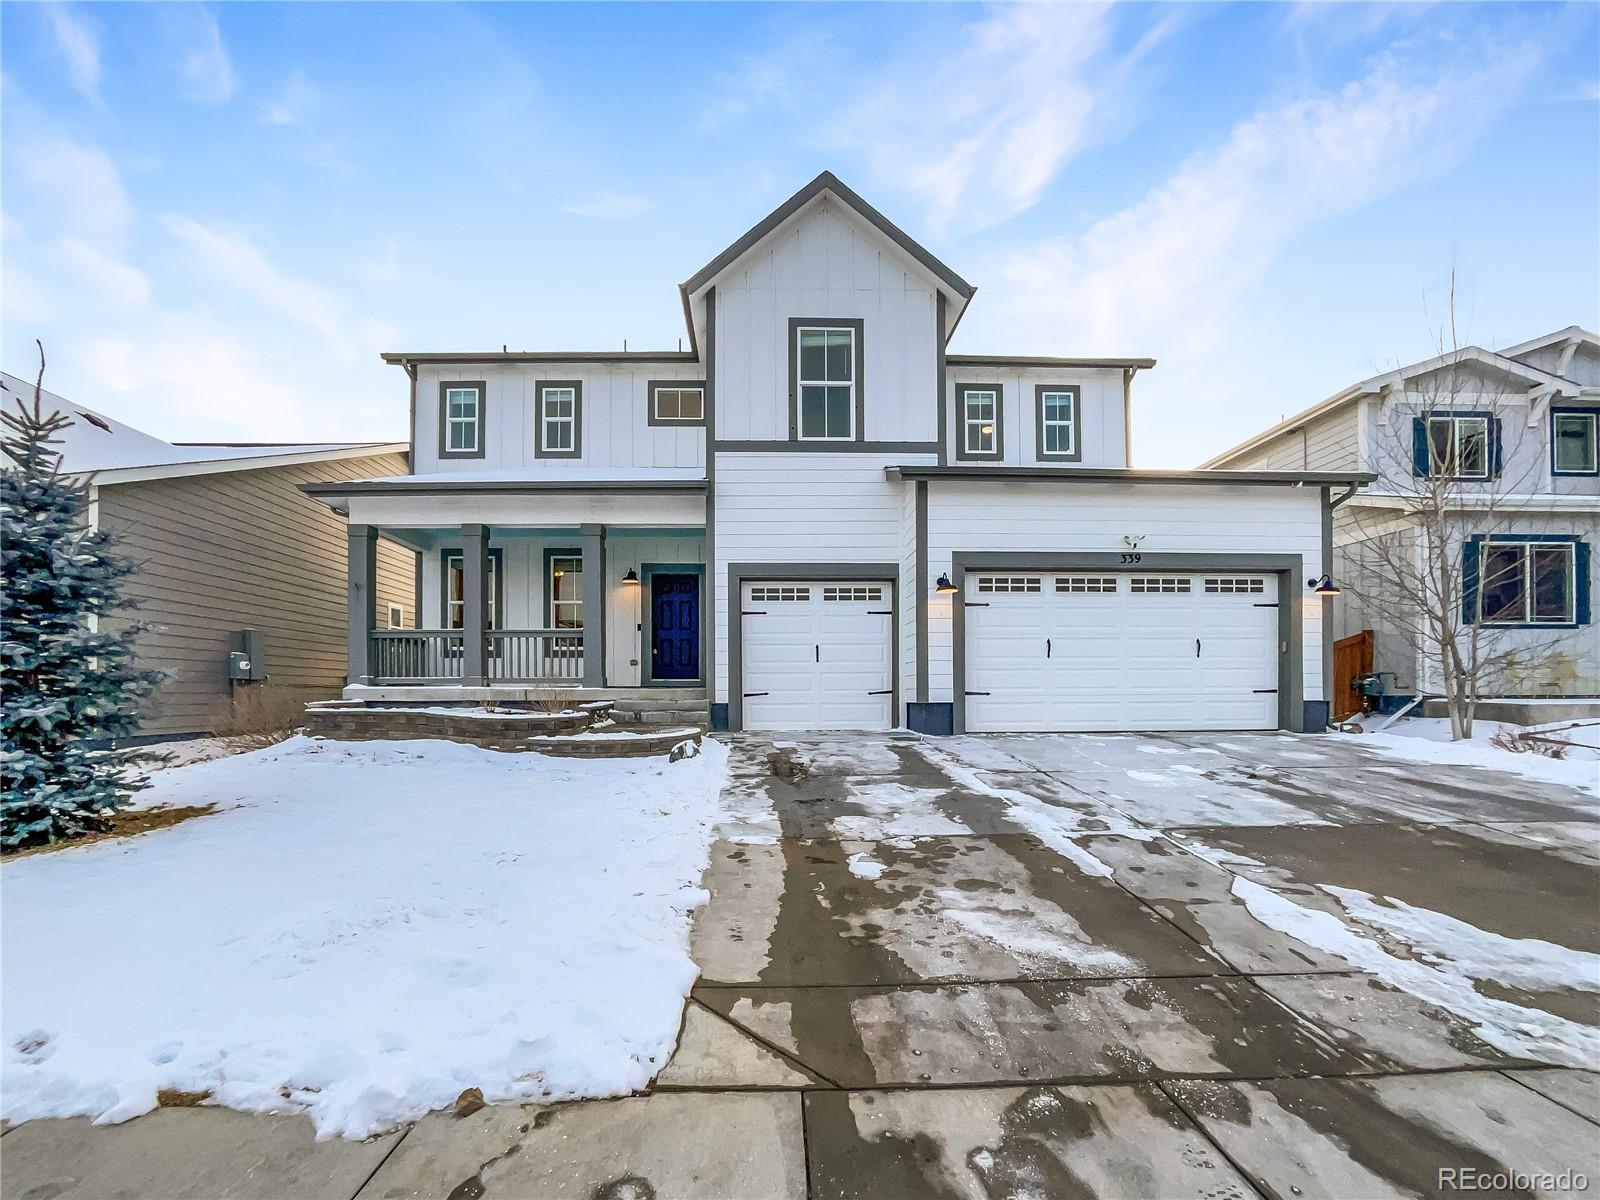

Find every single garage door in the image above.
[741,581,894,731]
[966,572,1280,732]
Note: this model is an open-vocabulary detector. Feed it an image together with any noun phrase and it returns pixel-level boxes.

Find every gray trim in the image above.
[1122,368,1134,466]
[915,481,929,704]
[533,380,584,459]
[437,380,486,460]
[704,288,718,711]
[579,524,606,687]
[412,549,423,630]
[439,546,505,629]
[712,440,938,454]
[1035,384,1083,463]
[646,379,708,427]
[936,293,948,466]
[789,317,865,443]
[1321,486,1334,717]
[726,562,900,734]
[347,526,377,684]
[386,351,698,365]
[948,354,1157,369]
[949,552,1305,735]
[887,465,1377,486]
[954,382,1004,461]
[460,525,490,685]
[302,479,706,498]
[682,170,975,301]
[641,562,707,686]
[405,364,418,468]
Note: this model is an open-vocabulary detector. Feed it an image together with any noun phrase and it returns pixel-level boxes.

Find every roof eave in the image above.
[886,465,1377,487]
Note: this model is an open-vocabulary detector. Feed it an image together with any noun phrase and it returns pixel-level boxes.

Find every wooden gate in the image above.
[1332,629,1374,721]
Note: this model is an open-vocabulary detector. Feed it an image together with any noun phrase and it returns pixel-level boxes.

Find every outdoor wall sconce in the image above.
[622,568,640,585]
[1307,575,1340,595]
[935,573,958,595]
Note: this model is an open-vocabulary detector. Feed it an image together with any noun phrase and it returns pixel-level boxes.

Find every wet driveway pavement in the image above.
[6,731,1597,1199]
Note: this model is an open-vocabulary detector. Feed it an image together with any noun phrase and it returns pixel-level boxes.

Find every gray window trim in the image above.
[726,561,899,733]
[1034,384,1082,462]
[955,383,1004,461]
[533,380,584,459]
[542,546,585,628]
[438,380,486,460]
[641,562,708,687]
[439,547,504,629]
[646,379,708,427]
[788,317,865,443]
[948,552,1304,735]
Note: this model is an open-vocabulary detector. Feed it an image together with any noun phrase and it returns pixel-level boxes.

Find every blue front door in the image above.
[650,573,701,681]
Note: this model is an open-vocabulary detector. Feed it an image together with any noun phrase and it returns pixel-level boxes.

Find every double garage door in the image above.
[740,581,894,731]
[966,572,1281,732]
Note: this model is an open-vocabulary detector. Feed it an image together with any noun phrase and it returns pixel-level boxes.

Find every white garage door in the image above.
[741,581,894,731]
[966,572,1280,732]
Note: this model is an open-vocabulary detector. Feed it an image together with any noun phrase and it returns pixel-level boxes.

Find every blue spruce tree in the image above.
[1,353,164,849]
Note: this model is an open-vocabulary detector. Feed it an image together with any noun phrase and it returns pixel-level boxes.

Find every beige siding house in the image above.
[3,371,414,738]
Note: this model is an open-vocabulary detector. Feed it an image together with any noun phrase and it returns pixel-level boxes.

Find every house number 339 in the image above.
[1120,552,1142,564]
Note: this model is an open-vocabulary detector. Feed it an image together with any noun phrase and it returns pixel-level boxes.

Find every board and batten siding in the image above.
[924,481,1327,707]
[944,366,1128,467]
[713,198,939,444]
[710,452,931,711]
[97,452,414,737]
[413,364,707,474]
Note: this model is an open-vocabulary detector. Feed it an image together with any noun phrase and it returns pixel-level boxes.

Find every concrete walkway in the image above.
[5,731,1598,1198]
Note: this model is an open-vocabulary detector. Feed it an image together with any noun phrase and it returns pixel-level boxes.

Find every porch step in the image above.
[609,695,711,724]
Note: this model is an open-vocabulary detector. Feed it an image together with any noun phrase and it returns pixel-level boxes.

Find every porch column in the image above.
[461,523,490,686]
[346,525,378,685]
[580,523,606,688]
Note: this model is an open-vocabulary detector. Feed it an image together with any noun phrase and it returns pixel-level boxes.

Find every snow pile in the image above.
[1344,718,1599,796]
[2,735,731,1139]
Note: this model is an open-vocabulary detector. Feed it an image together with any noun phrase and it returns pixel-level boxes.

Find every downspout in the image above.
[1321,483,1361,729]
[1122,367,1136,465]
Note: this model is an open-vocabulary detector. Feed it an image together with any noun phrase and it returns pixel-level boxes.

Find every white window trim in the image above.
[1478,541,1576,626]
[963,389,999,457]
[1039,390,1078,458]
[443,385,482,455]
[796,325,857,441]
[1427,414,1491,480]
[541,388,576,452]
[549,554,584,629]
[1552,410,1597,475]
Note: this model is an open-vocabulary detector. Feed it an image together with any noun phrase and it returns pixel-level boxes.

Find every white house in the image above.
[305,172,1371,734]
[1201,328,1599,701]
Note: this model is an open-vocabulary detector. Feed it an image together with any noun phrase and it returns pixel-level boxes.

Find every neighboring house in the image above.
[304,172,1369,735]
[0,371,415,738]
[1200,328,1599,701]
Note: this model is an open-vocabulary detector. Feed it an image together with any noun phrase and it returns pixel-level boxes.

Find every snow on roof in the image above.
[0,370,400,478]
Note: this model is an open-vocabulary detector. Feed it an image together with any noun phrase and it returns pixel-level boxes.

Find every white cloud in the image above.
[160,215,347,341]
[263,70,324,126]
[14,137,131,246]
[53,237,150,306]
[562,193,650,220]
[171,6,236,104]
[44,4,101,100]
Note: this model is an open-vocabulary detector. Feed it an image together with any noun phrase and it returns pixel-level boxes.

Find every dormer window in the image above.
[535,381,583,459]
[439,381,485,458]
[956,384,1002,460]
[791,319,862,441]
[648,380,706,426]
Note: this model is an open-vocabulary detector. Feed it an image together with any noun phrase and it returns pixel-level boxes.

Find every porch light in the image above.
[935,573,958,595]
[1308,575,1340,596]
[622,568,640,585]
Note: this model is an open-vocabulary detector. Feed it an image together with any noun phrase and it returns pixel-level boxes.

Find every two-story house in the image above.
[305,172,1371,734]
[1202,328,1598,704]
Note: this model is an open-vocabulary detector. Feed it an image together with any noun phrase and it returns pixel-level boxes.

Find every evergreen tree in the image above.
[1,352,164,849]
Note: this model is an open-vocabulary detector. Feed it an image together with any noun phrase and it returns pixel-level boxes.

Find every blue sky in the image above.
[3,1,1596,466]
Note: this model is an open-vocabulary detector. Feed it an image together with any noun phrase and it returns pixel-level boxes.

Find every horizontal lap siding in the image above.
[1222,408,1359,473]
[925,482,1325,705]
[98,452,413,736]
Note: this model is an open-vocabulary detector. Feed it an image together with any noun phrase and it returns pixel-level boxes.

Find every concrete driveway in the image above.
[6,731,1598,1199]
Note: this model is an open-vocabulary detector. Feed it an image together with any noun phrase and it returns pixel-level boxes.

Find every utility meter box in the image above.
[228,629,268,682]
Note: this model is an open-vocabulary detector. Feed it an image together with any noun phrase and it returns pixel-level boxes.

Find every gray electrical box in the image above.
[228,629,268,682]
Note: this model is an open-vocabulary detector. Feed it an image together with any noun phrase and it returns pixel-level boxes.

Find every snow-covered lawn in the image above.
[1344,716,1599,796]
[2,735,730,1139]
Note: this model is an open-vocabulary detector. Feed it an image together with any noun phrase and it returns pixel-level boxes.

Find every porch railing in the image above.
[367,629,584,685]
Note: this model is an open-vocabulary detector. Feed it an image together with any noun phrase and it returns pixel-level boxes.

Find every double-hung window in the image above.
[547,552,583,629]
[1421,413,1492,479]
[648,380,706,425]
[793,320,860,441]
[442,550,501,629]
[440,382,485,458]
[956,384,1001,459]
[535,381,582,458]
[1475,539,1580,626]
[1036,385,1079,460]
[1552,409,1598,476]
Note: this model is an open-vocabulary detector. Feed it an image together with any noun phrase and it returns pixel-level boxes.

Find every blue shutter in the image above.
[1490,417,1504,478]
[1576,541,1592,626]
[1461,536,1482,625]
[1412,418,1430,476]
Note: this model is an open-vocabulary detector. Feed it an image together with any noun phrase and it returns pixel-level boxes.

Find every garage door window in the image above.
[1130,577,1192,593]
[823,586,883,602]
[750,586,810,602]
[1056,576,1117,593]
[1204,577,1266,594]
[975,576,1041,593]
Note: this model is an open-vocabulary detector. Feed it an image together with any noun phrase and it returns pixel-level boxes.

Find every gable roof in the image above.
[0,370,405,484]
[1198,340,1585,469]
[1498,325,1599,362]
